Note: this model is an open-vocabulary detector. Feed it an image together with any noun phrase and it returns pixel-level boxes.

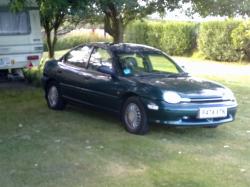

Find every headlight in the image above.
[222,89,236,101]
[163,91,182,104]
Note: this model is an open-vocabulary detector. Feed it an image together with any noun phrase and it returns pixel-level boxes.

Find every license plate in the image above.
[198,107,227,119]
[0,57,10,66]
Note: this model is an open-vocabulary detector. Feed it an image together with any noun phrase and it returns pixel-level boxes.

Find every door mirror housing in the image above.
[97,65,116,77]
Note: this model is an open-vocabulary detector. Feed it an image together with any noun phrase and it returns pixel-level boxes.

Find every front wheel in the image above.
[46,82,66,110]
[121,97,149,135]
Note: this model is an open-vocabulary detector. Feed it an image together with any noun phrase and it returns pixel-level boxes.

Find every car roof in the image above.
[89,42,161,53]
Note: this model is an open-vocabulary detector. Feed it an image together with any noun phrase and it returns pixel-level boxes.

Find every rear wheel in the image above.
[121,97,149,135]
[46,82,66,110]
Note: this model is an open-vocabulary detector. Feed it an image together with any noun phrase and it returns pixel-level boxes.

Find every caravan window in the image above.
[0,11,30,35]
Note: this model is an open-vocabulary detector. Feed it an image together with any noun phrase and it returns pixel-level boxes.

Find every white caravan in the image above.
[0,0,43,77]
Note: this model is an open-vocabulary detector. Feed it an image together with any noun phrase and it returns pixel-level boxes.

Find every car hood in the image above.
[133,75,227,99]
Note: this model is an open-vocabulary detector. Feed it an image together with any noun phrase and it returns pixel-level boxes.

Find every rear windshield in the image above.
[0,11,30,35]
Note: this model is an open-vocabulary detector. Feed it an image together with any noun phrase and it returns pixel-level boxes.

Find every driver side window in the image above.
[88,47,112,71]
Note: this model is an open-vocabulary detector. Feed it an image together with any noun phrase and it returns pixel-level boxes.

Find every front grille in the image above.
[189,97,229,103]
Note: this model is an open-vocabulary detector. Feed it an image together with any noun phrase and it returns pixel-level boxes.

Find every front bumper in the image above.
[141,98,237,127]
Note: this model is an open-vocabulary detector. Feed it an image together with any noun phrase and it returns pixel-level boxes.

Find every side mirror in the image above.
[97,65,116,77]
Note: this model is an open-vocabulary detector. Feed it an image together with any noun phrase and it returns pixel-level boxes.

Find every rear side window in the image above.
[0,11,30,35]
[64,45,92,68]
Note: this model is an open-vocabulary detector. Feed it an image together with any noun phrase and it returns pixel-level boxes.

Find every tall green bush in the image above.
[44,33,112,51]
[160,22,197,56]
[125,21,149,44]
[231,21,250,60]
[125,21,197,56]
[198,20,241,62]
[146,22,165,48]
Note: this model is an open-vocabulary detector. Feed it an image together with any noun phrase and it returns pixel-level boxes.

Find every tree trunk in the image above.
[112,19,124,43]
[43,14,63,59]
[45,28,54,59]
[103,4,125,44]
[51,28,58,58]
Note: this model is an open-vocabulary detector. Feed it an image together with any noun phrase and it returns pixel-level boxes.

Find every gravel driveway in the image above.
[173,57,250,76]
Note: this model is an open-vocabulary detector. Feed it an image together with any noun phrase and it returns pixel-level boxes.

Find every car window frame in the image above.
[62,44,93,69]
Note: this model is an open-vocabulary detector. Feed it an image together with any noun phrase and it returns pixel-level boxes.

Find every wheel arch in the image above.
[44,78,58,95]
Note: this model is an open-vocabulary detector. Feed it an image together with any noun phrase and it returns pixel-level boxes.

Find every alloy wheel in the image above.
[124,103,142,129]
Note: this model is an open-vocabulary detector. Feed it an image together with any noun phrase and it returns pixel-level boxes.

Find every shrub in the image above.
[125,21,149,44]
[23,58,47,87]
[159,22,197,56]
[198,20,241,62]
[146,22,165,49]
[125,20,197,56]
[44,33,112,51]
[231,21,250,61]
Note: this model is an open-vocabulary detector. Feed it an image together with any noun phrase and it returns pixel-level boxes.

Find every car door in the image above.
[57,45,93,103]
[83,47,121,112]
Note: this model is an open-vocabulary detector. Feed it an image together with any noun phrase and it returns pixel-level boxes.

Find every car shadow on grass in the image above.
[64,104,122,128]
[61,103,225,139]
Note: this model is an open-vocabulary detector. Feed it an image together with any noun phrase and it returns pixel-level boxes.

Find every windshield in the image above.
[0,11,30,35]
[116,51,183,76]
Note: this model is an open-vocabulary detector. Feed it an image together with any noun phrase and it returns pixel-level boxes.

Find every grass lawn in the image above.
[0,57,250,186]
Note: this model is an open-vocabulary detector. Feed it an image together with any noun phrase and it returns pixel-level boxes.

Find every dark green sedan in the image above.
[42,43,237,135]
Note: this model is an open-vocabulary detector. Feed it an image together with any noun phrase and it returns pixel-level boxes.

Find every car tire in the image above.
[121,97,149,135]
[46,81,66,110]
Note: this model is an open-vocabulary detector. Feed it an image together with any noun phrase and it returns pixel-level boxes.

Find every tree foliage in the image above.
[190,0,250,17]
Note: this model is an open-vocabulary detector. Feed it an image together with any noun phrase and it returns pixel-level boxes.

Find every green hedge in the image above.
[126,20,250,62]
[44,33,112,51]
[198,20,241,62]
[125,21,150,44]
[231,21,250,60]
[41,20,250,63]
[159,22,197,56]
[125,21,198,56]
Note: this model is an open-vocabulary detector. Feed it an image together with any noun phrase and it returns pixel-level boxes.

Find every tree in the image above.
[95,0,250,43]
[10,0,90,58]
[10,0,249,54]
[94,0,191,43]
[190,0,250,18]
